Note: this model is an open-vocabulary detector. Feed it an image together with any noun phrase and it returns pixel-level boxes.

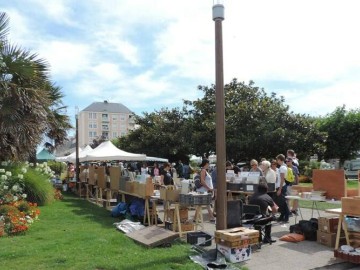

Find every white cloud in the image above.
[3,0,360,117]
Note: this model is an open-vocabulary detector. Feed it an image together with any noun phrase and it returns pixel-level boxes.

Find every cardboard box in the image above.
[165,221,194,232]
[215,227,259,243]
[125,181,135,193]
[167,208,188,223]
[217,243,251,263]
[134,178,154,197]
[342,197,360,216]
[317,230,345,248]
[88,166,96,185]
[318,216,341,233]
[160,188,180,202]
[96,166,106,189]
[109,167,121,190]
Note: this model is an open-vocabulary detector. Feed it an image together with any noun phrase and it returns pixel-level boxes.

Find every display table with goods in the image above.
[327,196,360,264]
[156,183,212,237]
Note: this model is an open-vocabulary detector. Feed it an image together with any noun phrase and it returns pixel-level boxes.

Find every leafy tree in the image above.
[116,108,193,162]
[317,105,360,164]
[0,12,71,161]
[185,79,326,162]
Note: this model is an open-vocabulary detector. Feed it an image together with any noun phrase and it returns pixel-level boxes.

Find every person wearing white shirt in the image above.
[276,154,290,223]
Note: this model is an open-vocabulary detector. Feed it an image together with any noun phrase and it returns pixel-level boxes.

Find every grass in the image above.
[299,181,358,189]
[0,193,206,270]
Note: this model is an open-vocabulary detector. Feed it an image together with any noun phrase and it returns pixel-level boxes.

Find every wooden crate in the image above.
[342,197,360,216]
[160,188,180,202]
[166,208,188,223]
[215,227,259,243]
[215,236,258,248]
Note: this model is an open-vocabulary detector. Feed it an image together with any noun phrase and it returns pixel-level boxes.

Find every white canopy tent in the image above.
[81,141,146,161]
[145,156,168,162]
[55,147,82,162]
[67,145,93,162]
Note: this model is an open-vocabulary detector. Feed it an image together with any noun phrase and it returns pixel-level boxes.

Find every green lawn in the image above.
[0,193,205,270]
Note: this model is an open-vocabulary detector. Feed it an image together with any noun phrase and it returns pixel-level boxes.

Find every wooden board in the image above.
[126,226,179,248]
[110,166,121,190]
[313,169,346,200]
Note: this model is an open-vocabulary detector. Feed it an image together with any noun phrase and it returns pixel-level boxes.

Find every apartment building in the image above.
[78,100,135,147]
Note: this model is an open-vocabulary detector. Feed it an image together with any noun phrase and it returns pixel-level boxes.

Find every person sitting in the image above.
[249,182,278,244]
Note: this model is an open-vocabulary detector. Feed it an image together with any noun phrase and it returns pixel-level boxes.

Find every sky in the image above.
[3,0,360,125]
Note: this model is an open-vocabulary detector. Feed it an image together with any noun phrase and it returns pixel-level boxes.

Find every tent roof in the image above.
[36,148,55,161]
[67,145,93,162]
[81,141,146,161]
[55,147,82,162]
[145,156,168,162]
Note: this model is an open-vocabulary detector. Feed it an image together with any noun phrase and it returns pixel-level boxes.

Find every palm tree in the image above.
[0,12,71,161]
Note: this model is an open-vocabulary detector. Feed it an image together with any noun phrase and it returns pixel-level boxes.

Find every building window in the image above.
[89,112,97,119]
[112,132,118,138]
[120,114,125,121]
[112,124,117,129]
[89,131,97,137]
[102,113,108,121]
[102,124,109,131]
[121,131,126,136]
[112,114,118,121]
[89,122,97,129]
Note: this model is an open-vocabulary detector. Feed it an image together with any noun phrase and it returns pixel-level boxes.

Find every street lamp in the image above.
[213,0,226,230]
[75,110,80,183]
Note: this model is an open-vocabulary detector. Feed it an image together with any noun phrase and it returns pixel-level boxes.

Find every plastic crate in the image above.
[193,193,212,205]
[179,194,193,206]
[187,231,212,246]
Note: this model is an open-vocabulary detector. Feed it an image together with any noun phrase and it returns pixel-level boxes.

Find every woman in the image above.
[195,159,216,222]
[261,160,276,183]
[250,159,263,176]
[160,162,174,186]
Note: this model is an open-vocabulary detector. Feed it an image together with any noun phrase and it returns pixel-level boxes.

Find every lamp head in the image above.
[212,0,224,21]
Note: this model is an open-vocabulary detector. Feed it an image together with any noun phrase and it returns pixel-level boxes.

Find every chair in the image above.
[242,204,274,246]
[227,199,243,228]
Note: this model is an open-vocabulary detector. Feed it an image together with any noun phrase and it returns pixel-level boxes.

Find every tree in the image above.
[116,107,193,162]
[185,79,326,162]
[318,105,360,164]
[0,12,71,161]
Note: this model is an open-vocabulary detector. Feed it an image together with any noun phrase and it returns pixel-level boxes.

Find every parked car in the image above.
[344,159,360,180]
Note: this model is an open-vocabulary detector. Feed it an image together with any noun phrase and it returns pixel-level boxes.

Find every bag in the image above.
[285,167,295,184]
[299,218,318,241]
[193,174,203,189]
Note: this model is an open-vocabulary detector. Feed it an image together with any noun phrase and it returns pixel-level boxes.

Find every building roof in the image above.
[36,148,55,161]
[82,100,132,114]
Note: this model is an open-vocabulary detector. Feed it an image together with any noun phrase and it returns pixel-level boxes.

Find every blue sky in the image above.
[3,0,360,127]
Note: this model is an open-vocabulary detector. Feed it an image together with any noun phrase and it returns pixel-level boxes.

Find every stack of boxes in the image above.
[317,216,344,248]
[164,208,194,232]
[215,227,259,263]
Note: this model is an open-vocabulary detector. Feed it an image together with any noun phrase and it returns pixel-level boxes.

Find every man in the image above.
[286,157,300,215]
[226,161,240,175]
[176,160,184,178]
[249,182,278,243]
[276,154,290,223]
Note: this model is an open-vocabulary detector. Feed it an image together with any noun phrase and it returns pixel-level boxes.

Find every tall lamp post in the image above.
[75,111,80,183]
[213,0,226,230]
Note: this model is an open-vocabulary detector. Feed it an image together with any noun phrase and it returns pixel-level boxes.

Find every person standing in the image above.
[275,154,290,222]
[160,162,174,186]
[196,159,215,222]
[250,159,263,176]
[261,160,276,184]
[225,161,241,175]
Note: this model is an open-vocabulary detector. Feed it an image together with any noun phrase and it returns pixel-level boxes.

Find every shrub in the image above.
[23,167,54,206]
[47,161,67,175]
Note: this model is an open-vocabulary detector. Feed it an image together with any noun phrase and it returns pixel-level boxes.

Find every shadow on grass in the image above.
[61,192,120,228]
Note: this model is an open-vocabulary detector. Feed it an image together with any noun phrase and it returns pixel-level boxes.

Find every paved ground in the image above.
[157,205,359,270]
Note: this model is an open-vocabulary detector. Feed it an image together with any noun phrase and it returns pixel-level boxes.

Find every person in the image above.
[275,154,290,223]
[249,159,263,176]
[225,161,240,175]
[160,162,174,186]
[286,157,300,215]
[151,163,160,177]
[183,163,191,179]
[261,160,276,184]
[249,182,278,243]
[176,160,184,178]
[195,159,215,222]
[287,149,299,166]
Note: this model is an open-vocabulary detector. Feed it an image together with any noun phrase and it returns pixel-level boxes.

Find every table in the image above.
[285,195,326,223]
